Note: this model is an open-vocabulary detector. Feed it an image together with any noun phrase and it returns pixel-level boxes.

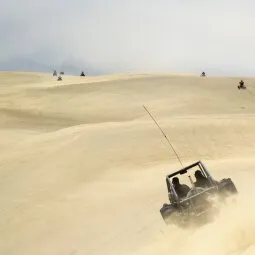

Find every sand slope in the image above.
[0,72,255,255]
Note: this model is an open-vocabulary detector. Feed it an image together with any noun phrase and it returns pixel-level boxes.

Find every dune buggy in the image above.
[160,161,237,227]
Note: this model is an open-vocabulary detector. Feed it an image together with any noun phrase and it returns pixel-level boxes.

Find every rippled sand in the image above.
[0,72,255,255]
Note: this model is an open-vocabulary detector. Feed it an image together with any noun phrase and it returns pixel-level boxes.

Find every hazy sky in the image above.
[1,0,255,75]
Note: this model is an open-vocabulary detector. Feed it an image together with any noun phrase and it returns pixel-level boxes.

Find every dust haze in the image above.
[0,72,255,255]
[2,1,255,75]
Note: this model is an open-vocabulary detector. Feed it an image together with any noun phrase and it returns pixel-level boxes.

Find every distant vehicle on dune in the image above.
[238,80,246,89]
[200,72,206,77]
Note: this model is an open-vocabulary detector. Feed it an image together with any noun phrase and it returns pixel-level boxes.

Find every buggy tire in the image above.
[219,178,238,195]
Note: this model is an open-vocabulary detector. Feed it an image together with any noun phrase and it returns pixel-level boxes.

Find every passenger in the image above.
[194,170,210,188]
[172,177,190,199]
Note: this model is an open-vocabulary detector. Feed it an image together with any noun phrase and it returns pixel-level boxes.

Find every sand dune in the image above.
[0,72,255,255]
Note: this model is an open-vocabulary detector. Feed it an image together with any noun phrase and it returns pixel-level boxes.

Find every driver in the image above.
[194,170,210,188]
[172,177,190,199]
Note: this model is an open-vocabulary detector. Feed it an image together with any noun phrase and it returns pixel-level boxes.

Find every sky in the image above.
[1,0,255,75]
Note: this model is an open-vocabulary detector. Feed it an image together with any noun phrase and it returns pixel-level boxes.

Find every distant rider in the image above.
[172,177,190,199]
[239,80,245,88]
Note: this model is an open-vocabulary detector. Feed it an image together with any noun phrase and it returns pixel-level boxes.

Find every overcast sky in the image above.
[1,0,255,75]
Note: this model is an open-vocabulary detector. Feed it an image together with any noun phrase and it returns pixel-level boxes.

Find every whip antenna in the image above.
[143,105,183,167]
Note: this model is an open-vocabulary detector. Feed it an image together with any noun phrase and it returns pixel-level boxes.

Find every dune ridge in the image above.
[0,72,255,255]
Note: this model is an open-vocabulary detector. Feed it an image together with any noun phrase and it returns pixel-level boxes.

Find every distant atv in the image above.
[160,161,237,227]
[238,80,246,89]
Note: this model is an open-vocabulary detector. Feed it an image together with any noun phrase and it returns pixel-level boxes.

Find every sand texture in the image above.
[0,72,255,255]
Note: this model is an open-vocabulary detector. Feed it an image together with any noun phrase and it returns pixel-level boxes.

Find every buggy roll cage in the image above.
[165,161,215,202]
